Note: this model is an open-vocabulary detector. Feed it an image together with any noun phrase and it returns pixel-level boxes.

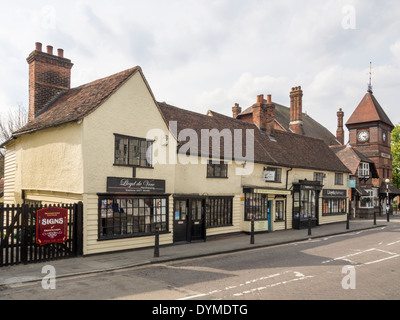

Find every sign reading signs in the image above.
[107,177,166,193]
[36,207,68,246]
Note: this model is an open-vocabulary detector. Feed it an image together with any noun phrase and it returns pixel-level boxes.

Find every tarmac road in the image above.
[1,220,399,301]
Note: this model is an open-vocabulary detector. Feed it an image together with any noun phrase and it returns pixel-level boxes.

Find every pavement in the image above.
[1,215,399,287]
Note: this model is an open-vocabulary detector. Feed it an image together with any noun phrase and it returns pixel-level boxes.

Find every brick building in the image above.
[333,87,400,218]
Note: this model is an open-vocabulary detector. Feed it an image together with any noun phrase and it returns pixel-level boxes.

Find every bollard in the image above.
[387,205,390,222]
[154,225,160,258]
[346,212,350,230]
[308,216,312,236]
[250,217,255,244]
[374,211,376,226]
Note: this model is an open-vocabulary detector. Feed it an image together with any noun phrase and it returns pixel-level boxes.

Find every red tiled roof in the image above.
[346,92,394,128]
[158,102,350,173]
[14,67,140,136]
[237,102,340,146]
[331,145,378,177]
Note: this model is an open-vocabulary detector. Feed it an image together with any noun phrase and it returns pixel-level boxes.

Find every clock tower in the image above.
[346,88,394,184]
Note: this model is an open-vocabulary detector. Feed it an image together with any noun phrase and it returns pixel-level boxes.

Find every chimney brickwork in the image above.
[289,86,304,135]
[232,103,242,119]
[27,42,73,121]
[252,94,275,136]
[336,108,345,145]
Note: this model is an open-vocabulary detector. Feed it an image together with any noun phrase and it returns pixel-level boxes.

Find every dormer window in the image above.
[358,162,370,178]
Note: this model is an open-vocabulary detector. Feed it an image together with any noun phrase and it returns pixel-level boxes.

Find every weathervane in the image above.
[368,61,373,93]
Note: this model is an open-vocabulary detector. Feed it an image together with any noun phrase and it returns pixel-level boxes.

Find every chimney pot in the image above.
[57,48,64,58]
[267,94,272,104]
[289,85,305,135]
[232,103,242,119]
[27,43,73,122]
[35,42,42,52]
[336,108,345,145]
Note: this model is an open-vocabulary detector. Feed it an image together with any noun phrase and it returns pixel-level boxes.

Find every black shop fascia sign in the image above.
[107,177,166,194]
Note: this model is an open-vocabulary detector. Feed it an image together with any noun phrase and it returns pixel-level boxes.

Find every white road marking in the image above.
[387,240,400,246]
[232,275,313,297]
[322,248,400,266]
[178,270,313,300]
[322,248,376,264]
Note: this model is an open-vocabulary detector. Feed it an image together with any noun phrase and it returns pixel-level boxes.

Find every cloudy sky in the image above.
[1,0,400,140]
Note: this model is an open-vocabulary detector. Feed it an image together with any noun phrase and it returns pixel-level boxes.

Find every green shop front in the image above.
[292,180,322,229]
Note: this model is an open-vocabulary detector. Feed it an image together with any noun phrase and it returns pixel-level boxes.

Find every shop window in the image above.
[275,200,285,221]
[323,199,347,215]
[359,190,374,208]
[206,197,233,228]
[114,134,153,168]
[99,196,168,239]
[207,161,228,178]
[293,189,317,220]
[245,193,269,221]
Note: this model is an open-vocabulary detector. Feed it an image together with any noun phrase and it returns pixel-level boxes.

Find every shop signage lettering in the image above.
[107,177,166,193]
[263,170,275,182]
[323,189,347,197]
[36,207,68,246]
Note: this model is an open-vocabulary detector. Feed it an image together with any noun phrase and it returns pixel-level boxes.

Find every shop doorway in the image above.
[173,198,205,243]
[267,200,272,231]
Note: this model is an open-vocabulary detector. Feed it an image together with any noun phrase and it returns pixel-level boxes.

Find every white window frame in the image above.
[358,162,370,178]
[359,189,374,208]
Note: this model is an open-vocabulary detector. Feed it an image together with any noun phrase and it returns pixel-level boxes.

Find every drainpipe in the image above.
[285,168,293,230]
[286,168,293,190]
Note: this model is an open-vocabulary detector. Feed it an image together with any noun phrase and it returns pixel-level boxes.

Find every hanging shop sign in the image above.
[36,207,68,246]
[107,177,166,193]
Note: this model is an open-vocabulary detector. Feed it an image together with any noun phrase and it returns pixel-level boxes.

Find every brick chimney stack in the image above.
[336,108,345,145]
[289,86,305,135]
[252,94,275,136]
[27,42,73,121]
[232,103,242,119]
[265,94,275,136]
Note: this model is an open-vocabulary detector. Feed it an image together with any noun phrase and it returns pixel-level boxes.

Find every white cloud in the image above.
[0,0,400,134]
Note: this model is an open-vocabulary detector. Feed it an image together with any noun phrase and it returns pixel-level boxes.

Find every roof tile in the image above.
[14,67,140,135]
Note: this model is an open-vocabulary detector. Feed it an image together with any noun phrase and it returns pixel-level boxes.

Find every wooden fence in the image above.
[1,203,83,267]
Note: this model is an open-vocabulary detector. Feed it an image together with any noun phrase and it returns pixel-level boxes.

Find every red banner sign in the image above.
[36,207,68,246]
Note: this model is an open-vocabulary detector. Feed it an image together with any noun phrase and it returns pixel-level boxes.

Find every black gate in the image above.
[0,202,83,267]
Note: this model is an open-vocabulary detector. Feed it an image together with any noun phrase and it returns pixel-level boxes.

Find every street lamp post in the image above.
[385,178,390,222]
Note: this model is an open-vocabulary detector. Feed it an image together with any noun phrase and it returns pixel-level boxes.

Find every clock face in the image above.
[357,130,369,142]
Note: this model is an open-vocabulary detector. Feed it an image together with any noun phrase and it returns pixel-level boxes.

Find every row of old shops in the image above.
[94,173,349,249]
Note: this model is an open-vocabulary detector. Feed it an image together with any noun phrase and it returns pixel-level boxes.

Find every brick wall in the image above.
[27,43,73,121]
